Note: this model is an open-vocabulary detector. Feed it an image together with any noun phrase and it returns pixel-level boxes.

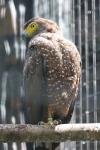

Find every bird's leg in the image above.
[47,106,54,125]
[38,110,53,126]
[38,106,53,125]
[48,105,63,125]
[47,106,63,125]
[38,106,62,125]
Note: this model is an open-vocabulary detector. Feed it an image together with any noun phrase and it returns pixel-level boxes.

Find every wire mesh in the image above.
[0,0,100,150]
[73,0,99,150]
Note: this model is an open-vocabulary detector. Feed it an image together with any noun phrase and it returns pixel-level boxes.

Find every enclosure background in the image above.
[0,0,100,150]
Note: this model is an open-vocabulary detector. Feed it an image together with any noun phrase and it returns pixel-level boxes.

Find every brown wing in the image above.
[23,44,48,124]
[23,33,81,124]
[46,37,81,123]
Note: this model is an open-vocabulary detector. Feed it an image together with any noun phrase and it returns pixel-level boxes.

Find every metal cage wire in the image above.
[69,0,100,150]
[0,0,100,150]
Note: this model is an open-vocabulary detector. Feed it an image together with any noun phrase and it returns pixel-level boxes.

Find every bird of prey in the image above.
[23,17,81,148]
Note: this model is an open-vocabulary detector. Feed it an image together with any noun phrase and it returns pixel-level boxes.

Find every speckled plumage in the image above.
[23,18,81,124]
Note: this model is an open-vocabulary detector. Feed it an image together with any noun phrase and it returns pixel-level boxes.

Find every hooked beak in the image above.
[22,30,28,39]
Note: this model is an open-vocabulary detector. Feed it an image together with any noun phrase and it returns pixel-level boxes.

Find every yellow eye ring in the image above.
[30,22,38,29]
[24,22,39,37]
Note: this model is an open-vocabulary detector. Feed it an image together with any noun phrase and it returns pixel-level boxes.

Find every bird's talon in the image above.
[38,121,45,125]
[53,120,62,125]
[53,120,59,125]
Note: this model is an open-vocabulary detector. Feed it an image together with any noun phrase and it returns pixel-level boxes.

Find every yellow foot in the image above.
[38,119,62,126]
[48,117,62,125]
[47,114,62,125]
[53,120,62,125]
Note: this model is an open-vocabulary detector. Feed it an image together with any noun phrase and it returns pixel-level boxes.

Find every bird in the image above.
[23,17,81,149]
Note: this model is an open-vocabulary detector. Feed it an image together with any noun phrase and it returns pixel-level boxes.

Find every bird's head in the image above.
[23,17,60,38]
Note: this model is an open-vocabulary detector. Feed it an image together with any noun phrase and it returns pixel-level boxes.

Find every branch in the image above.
[0,123,100,142]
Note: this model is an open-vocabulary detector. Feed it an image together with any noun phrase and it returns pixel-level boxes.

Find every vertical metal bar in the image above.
[52,0,55,20]
[85,0,89,124]
[72,2,77,150]
[72,0,75,43]
[3,143,8,150]
[0,0,5,5]
[99,0,100,17]
[92,0,97,123]
[78,1,83,150]
[78,0,82,124]
[58,0,63,26]
[1,72,8,150]
[19,4,26,61]
[84,1,90,150]
[92,0,97,150]
[72,0,75,41]
[33,0,39,17]
[71,2,77,150]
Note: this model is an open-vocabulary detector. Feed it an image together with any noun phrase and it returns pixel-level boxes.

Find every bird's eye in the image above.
[31,24,35,28]
[24,22,38,37]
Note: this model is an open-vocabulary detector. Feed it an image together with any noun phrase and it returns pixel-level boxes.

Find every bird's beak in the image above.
[22,30,28,39]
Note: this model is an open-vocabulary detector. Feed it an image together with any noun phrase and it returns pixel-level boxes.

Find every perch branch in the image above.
[0,123,100,142]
